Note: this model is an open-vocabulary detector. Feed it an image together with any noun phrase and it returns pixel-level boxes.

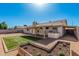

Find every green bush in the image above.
[58,52,65,56]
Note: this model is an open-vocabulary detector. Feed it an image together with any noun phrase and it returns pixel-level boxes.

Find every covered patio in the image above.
[33,35,78,45]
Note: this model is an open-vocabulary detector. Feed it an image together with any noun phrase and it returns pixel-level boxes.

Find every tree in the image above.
[0,21,8,29]
[14,26,17,29]
[0,23,2,29]
[24,25,27,26]
[2,22,8,29]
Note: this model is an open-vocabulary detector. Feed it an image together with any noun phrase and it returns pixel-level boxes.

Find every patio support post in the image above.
[35,28,36,38]
[57,26,64,37]
[43,27,46,39]
[75,27,79,40]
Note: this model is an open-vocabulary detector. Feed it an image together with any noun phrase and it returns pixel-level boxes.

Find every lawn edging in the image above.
[2,37,18,53]
[1,37,8,52]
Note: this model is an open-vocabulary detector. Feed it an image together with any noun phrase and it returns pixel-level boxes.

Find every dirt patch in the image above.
[20,41,70,56]
[49,41,70,56]
[21,44,48,56]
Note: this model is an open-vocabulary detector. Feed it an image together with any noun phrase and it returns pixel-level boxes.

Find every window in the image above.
[37,30,39,32]
[46,27,49,29]
[51,27,58,33]
[40,27,42,29]
[27,28,29,31]
[52,27,57,30]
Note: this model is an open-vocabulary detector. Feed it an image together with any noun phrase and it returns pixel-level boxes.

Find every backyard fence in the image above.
[0,29,24,34]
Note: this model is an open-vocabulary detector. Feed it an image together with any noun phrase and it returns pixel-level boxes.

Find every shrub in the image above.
[58,52,65,56]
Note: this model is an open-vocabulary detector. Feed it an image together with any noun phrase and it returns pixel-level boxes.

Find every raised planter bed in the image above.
[19,41,70,56]
[49,41,70,56]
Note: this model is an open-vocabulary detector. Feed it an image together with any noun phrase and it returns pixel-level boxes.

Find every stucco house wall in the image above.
[57,26,64,37]
[75,27,79,40]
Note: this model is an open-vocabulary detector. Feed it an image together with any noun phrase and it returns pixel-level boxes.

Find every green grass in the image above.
[4,36,40,50]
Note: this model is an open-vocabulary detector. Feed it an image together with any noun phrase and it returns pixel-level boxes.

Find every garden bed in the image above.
[49,41,70,56]
[20,41,70,56]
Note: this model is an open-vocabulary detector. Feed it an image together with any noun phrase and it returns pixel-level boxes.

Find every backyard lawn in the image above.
[3,36,40,50]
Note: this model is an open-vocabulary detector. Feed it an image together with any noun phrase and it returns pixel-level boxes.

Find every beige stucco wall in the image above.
[75,27,79,40]
[48,33,60,38]
[23,26,64,38]
[23,29,33,34]
[32,29,35,34]
[23,29,29,33]
[57,26,64,37]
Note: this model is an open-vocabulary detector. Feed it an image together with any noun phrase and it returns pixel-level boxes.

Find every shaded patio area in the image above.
[35,38,57,45]
[60,35,78,42]
[34,35,78,45]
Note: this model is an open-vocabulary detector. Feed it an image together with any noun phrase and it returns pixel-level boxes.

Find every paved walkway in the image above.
[60,35,78,42]
[5,49,18,56]
[0,37,5,56]
[71,42,79,55]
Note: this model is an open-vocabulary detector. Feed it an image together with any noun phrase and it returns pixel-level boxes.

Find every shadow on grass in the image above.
[21,36,41,41]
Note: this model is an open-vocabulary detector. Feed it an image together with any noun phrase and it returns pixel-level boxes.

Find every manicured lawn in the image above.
[4,36,40,50]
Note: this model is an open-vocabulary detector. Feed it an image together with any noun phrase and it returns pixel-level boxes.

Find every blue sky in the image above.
[0,3,79,28]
